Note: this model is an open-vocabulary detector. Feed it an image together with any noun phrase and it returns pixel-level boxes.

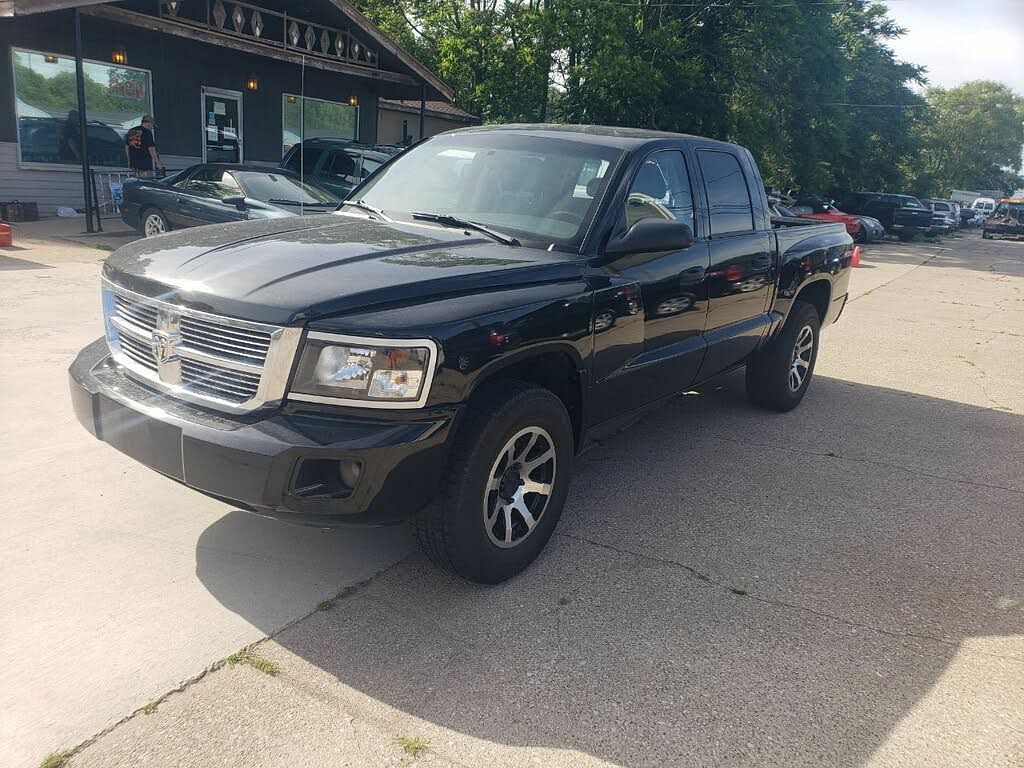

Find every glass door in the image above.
[201,87,242,163]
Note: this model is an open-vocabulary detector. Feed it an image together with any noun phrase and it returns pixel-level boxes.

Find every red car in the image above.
[790,197,871,242]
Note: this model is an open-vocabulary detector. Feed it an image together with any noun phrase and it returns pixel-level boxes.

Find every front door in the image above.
[589,149,711,422]
[202,87,242,163]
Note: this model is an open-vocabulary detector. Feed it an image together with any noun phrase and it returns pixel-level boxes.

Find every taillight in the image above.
[851,246,862,267]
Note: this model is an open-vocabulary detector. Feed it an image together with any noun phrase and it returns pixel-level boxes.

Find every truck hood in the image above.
[103,215,584,325]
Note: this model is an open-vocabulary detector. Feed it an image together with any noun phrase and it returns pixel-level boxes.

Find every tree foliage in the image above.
[354,0,1023,196]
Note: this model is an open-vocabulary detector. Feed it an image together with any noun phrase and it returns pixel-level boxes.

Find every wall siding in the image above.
[0,142,200,215]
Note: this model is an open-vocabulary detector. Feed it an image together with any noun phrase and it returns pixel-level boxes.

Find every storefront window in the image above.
[13,49,153,167]
[282,94,357,156]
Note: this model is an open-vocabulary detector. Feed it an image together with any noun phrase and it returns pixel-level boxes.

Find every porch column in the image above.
[74,7,95,232]
[419,82,426,140]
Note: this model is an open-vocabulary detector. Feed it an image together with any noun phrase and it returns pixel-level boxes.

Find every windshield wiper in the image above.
[411,212,520,247]
[340,199,390,221]
[268,198,325,206]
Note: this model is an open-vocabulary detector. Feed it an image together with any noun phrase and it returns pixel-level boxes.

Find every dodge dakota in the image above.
[70,125,854,583]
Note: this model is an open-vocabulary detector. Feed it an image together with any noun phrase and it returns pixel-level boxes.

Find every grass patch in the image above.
[225,649,279,676]
[318,598,336,611]
[94,243,115,251]
[397,736,430,757]
[39,751,72,768]
[142,699,160,715]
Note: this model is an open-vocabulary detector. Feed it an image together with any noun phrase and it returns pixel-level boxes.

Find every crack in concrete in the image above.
[710,433,1023,496]
[557,531,1024,667]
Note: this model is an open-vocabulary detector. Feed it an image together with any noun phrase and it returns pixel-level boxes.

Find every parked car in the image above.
[279,138,403,199]
[121,164,340,237]
[17,115,125,166]
[837,192,934,241]
[982,198,1024,240]
[789,195,883,242]
[925,199,957,233]
[71,125,853,584]
[971,196,998,222]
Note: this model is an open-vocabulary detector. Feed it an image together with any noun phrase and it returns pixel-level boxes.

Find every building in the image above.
[378,98,477,145]
[0,0,455,215]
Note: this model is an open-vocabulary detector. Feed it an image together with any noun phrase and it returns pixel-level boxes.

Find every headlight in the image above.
[288,332,438,408]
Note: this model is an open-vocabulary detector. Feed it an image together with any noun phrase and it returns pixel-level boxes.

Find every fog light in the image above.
[338,460,362,490]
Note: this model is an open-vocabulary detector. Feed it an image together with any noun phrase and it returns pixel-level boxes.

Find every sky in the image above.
[882,0,1024,94]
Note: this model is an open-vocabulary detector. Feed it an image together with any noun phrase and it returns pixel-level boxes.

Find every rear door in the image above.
[693,146,774,378]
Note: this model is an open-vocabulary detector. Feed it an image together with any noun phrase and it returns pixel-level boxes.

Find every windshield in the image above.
[349,132,624,249]
[994,202,1024,216]
[898,196,926,209]
[234,171,338,205]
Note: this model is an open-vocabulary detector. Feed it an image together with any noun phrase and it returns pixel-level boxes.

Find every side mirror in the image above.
[222,195,247,210]
[605,218,694,257]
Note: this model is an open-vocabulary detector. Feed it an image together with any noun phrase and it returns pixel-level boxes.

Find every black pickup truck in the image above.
[837,192,935,240]
[70,125,854,583]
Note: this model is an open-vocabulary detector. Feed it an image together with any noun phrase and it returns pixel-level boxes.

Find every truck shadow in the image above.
[195,373,1024,766]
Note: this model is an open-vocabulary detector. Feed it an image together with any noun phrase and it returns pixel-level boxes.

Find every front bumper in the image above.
[891,222,932,234]
[70,338,459,525]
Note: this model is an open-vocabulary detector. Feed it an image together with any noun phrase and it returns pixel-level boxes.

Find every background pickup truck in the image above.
[70,124,854,584]
[837,192,935,240]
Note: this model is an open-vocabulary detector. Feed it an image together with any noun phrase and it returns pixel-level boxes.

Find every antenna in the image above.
[300,54,305,217]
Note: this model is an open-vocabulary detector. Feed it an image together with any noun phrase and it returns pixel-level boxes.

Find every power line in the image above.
[585,0,908,7]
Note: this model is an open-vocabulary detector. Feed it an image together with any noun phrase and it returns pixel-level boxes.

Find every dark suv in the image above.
[279,139,402,199]
[837,192,935,240]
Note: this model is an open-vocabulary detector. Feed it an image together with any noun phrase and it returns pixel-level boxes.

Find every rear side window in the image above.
[697,150,753,235]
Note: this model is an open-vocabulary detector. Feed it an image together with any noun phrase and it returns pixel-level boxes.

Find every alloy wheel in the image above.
[144,213,165,237]
[788,325,814,391]
[483,426,556,548]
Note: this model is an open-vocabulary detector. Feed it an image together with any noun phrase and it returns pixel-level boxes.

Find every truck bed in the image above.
[771,217,848,255]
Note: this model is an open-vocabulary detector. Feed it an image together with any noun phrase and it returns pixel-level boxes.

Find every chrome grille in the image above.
[102,280,302,413]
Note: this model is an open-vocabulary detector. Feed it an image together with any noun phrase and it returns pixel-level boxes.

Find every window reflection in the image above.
[13,49,153,167]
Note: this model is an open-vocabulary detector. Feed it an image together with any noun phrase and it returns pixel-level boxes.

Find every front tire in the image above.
[140,208,169,237]
[414,380,574,584]
[746,300,821,412]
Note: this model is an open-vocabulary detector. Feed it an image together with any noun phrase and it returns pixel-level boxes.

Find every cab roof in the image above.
[445,123,736,151]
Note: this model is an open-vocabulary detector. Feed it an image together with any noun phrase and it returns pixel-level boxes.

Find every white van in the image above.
[972,197,997,220]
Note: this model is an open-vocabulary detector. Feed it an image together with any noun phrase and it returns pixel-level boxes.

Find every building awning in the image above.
[2,0,108,15]
[379,99,477,123]
[2,0,454,102]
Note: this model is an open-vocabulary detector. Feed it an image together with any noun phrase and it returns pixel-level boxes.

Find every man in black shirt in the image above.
[125,115,163,174]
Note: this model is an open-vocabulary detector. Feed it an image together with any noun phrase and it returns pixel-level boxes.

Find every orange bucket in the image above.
[0,222,12,248]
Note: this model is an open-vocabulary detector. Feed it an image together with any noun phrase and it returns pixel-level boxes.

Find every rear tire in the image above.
[414,380,573,584]
[140,208,169,237]
[746,300,820,412]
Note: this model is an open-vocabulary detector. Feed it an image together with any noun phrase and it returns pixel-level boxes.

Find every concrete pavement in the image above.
[2,232,1022,767]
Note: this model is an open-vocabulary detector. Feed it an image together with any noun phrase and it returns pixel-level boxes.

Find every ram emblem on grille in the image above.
[151,309,182,384]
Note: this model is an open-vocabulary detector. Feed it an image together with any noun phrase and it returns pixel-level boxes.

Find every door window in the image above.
[283,147,324,175]
[625,151,694,231]
[203,90,241,163]
[697,150,754,235]
[185,167,242,198]
[325,150,358,182]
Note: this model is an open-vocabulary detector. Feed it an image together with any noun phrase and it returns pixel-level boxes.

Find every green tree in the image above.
[915,81,1024,195]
